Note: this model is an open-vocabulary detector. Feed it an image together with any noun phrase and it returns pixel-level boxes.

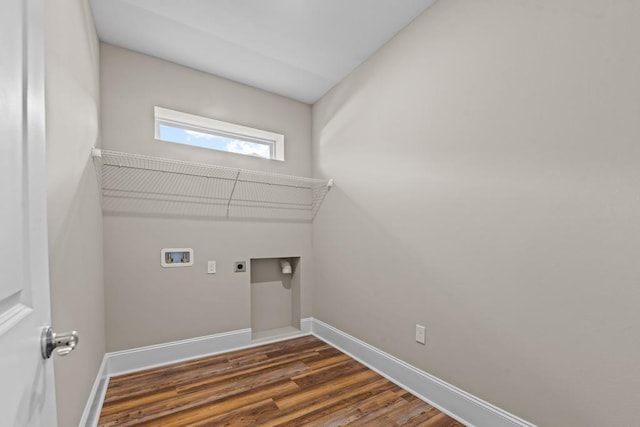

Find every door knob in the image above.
[41,326,79,359]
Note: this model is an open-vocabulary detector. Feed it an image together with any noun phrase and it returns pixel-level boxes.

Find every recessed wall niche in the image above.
[250,257,301,341]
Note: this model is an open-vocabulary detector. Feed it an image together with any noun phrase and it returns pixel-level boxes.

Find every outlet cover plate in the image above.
[415,324,426,345]
[234,261,246,272]
[207,261,216,274]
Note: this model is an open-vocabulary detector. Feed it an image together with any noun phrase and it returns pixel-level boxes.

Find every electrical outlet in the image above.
[415,324,426,345]
[207,261,216,274]
[234,261,246,272]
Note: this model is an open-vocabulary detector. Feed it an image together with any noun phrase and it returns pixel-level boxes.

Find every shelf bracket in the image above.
[227,170,241,219]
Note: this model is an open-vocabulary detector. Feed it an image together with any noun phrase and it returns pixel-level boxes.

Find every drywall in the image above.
[250,258,299,334]
[101,44,313,351]
[312,0,640,426]
[100,43,311,175]
[45,0,104,426]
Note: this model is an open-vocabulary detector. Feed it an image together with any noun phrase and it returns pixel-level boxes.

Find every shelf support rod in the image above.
[227,170,241,219]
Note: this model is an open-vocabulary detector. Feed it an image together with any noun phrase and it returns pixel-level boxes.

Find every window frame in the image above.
[154,106,285,161]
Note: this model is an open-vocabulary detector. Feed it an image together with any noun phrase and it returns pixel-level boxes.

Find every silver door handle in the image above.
[41,326,79,359]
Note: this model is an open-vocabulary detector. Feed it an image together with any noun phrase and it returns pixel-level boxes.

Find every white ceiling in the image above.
[89,0,436,104]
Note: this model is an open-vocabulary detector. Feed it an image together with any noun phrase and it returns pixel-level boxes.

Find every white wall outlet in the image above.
[207,261,216,274]
[415,324,426,345]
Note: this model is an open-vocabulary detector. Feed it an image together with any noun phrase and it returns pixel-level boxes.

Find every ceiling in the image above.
[89,0,436,104]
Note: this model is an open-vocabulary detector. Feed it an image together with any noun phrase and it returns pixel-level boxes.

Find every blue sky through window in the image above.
[158,124,272,159]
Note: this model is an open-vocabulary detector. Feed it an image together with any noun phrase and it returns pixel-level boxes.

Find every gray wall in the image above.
[100,44,313,351]
[45,0,104,426]
[311,1,640,426]
[250,258,300,335]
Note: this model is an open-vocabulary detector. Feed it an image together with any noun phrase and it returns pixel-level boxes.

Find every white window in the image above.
[154,107,284,161]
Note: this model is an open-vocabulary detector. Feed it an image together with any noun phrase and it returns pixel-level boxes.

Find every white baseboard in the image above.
[78,356,108,427]
[80,318,535,427]
[79,321,312,426]
[300,317,312,333]
[310,318,536,427]
[105,328,252,377]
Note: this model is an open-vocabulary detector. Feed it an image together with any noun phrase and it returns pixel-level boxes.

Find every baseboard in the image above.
[300,317,312,333]
[78,355,108,427]
[80,321,312,426]
[310,318,536,427]
[104,328,252,377]
[80,318,535,427]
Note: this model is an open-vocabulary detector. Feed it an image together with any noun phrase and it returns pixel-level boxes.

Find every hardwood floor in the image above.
[98,335,465,426]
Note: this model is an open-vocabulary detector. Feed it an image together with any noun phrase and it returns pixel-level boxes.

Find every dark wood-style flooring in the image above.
[98,335,466,426]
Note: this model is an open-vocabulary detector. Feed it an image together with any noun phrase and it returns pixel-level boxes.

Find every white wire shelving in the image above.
[91,148,333,222]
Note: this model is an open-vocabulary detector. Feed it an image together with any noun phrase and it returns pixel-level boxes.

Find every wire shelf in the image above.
[92,148,333,222]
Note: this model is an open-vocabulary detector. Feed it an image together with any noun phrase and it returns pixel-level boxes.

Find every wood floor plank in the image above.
[414,412,466,427]
[401,407,443,426]
[98,335,466,427]
[188,399,280,427]
[347,397,412,426]
[100,364,307,426]
[274,369,379,410]
[290,359,365,389]
[101,357,308,418]
[312,388,419,427]
[105,351,235,391]
[155,382,298,427]
[174,350,317,394]
[300,352,350,371]
[262,379,399,427]
[104,355,269,404]
[369,397,435,425]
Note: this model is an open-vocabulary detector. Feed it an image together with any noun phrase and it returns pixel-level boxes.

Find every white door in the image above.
[0,0,58,425]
